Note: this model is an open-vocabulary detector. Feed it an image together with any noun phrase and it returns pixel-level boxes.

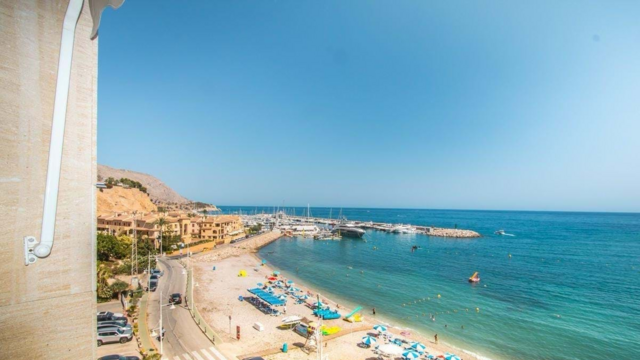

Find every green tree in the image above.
[97,233,129,261]
[110,279,129,296]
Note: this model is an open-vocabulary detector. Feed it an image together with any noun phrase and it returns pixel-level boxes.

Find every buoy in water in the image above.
[476,308,480,312]
[437,294,441,298]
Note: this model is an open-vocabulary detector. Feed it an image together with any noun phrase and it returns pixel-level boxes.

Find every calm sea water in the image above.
[220,207,640,360]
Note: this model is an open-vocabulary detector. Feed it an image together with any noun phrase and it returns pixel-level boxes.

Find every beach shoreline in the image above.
[191,232,491,360]
[247,251,495,360]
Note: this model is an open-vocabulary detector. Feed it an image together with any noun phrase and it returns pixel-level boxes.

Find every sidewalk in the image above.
[138,292,157,357]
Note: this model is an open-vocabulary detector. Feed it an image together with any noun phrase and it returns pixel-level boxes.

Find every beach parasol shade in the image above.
[361,335,377,345]
[373,324,387,332]
[402,350,420,359]
[445,353,461,360]
[378,344,403,355]
[410,342,426,351]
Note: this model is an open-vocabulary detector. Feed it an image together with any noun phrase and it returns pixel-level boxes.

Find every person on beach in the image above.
[373,307,376,315]
[435,334,438,344]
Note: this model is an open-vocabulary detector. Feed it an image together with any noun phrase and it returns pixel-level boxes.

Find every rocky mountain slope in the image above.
[98,164,189,204]
[97,186,157,215]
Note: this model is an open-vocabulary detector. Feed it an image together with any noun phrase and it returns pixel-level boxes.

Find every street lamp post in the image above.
[151,288,175,355]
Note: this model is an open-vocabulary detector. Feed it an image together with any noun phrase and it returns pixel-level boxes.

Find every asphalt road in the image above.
[148,257,229,360]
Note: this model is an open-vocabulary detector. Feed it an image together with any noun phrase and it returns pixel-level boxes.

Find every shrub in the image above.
[110,280,130,295]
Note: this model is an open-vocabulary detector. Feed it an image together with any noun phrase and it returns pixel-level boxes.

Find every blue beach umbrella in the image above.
[287,280,294,284]
[445,353,461,360]
[402,350,420,359]
[257,282,263,287]
[410,342,426,352]
[266,287,274,293]
[300,294,309,300]
[361,335,377,345]
[373,324,387,332]
[426,355,435,360]
[273,271,280,275]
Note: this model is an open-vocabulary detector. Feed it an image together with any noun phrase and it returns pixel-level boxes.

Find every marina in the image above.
[236,209,482,239]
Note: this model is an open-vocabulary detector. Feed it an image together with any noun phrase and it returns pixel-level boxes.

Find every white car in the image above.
[98,311,124,317]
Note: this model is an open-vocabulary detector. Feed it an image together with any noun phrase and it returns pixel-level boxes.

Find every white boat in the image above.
[390,224,417,234]
[291,224,320,236]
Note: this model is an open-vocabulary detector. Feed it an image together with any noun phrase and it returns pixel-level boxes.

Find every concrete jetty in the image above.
[286,216,481,238]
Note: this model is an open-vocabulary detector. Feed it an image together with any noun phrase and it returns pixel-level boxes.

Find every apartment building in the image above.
[97,212,245,245]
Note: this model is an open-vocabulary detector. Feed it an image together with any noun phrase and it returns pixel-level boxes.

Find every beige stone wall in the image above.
[0,0,97,358]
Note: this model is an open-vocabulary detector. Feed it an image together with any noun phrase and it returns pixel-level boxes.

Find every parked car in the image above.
[97,319,129,328]
[97,311,127,323]
[98,355,140,360]
[149,279,158,292]
[98,322,132,332]
[98,311,123,318]
[169,293,182,304]
[97,327,133,346]
[151,268,163,277]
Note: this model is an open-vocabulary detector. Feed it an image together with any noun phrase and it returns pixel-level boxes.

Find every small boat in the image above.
[494,230,506,235]
[332,217,366,238]
[468,272,480,283]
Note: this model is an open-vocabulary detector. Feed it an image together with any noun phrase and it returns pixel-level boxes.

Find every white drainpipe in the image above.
[24,0,85,265]
[24,0,124,265]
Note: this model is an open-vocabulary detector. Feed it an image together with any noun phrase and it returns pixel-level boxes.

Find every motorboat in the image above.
[291,224,320,236]
[332,218,365,238]
[495,230,506,235]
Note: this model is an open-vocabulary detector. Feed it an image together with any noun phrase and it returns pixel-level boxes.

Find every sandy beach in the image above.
[191,232,481,360]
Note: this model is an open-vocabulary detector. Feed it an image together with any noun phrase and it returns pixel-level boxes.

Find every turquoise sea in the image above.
[221,207,640,360]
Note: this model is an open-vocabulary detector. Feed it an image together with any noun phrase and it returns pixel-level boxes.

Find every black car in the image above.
[169,293,182,304]
[149,279,158,291]
[97,311,127,323]
[98,355,140,360]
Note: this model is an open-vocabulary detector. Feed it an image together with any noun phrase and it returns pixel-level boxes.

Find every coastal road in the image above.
[148,257,228,360]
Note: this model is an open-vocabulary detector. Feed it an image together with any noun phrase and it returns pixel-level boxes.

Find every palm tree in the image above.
[154,217,168,255]
[97,263,113,299]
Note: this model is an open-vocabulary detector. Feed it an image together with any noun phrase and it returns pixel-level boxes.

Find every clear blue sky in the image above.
[97,0,640,212]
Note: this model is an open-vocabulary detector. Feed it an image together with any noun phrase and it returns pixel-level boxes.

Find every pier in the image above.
[285,215,481,238]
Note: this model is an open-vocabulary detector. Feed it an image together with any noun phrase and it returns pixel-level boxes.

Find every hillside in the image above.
[98,164,189,204]
[97,186,157,215]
